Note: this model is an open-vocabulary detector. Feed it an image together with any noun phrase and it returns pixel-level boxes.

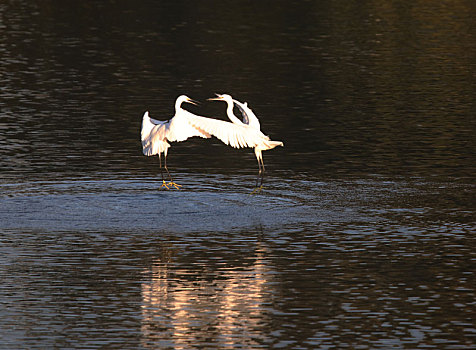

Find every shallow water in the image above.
[1,1,475,349]
[1,176,474,348]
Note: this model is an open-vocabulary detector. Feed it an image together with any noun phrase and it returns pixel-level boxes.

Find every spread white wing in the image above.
[166,109,211,142]
[185,113,269,149]
[141,111,170,156]
[141,110,212,156]
[233,100,261,131]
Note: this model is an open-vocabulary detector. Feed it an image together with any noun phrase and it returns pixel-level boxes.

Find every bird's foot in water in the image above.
[160,180,170,190]
[167,181,182,190]
[250,185,263,195]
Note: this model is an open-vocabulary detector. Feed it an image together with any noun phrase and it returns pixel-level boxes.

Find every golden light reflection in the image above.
[140,243,274,348]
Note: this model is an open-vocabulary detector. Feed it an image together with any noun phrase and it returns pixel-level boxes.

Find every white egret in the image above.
[209,93,261,130]
[202,93,284,189]
[141,95,211,189]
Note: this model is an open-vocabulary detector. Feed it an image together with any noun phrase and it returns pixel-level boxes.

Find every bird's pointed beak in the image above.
[207,94,223,101]
[186,98,199,105]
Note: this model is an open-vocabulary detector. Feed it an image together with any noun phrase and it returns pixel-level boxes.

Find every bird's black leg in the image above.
[159,154,164,181]
[164,155,181,189]
[164,155,172,182]
[251,160,264,195]
[256,162,261,188]
[159,155,169,189]
[260,160,265,187]
[251,151,264,194]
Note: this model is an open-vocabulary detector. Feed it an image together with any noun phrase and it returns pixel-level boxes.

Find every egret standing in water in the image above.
[141,95,211,189]
[203,93,283,190]
[141,94,283,191]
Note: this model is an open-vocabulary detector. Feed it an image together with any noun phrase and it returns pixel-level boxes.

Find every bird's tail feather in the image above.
[263,140,284,150]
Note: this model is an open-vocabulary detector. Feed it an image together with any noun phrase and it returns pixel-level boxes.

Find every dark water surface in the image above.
[1,1,474,349]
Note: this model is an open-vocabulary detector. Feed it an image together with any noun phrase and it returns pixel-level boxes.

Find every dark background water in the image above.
[1,1,475,349]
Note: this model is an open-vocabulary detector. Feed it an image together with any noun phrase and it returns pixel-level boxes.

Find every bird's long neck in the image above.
[175,99,183,114]
[226,101,243,125]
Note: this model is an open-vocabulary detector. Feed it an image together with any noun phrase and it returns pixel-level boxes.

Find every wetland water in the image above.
[1,1,474,349]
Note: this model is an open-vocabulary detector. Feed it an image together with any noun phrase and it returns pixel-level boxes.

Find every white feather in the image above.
[233,100,261,130]
[185,113,269,149]
[140,96,211,158]
[141,111,170,156]
[140,94,283,188]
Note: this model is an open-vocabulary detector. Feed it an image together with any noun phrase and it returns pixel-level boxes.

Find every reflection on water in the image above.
[1,177,473,348]
[1,0,475,348]
[141,242,272,349]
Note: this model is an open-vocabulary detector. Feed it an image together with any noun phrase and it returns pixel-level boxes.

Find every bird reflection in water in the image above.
[140,243,273,348]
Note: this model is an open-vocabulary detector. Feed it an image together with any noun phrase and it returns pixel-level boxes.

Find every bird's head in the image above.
[177,95,199,106]
[207,93,233,103]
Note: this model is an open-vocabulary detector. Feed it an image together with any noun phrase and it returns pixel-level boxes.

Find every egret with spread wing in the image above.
[141,95,211,189]
[203,93,283,189]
